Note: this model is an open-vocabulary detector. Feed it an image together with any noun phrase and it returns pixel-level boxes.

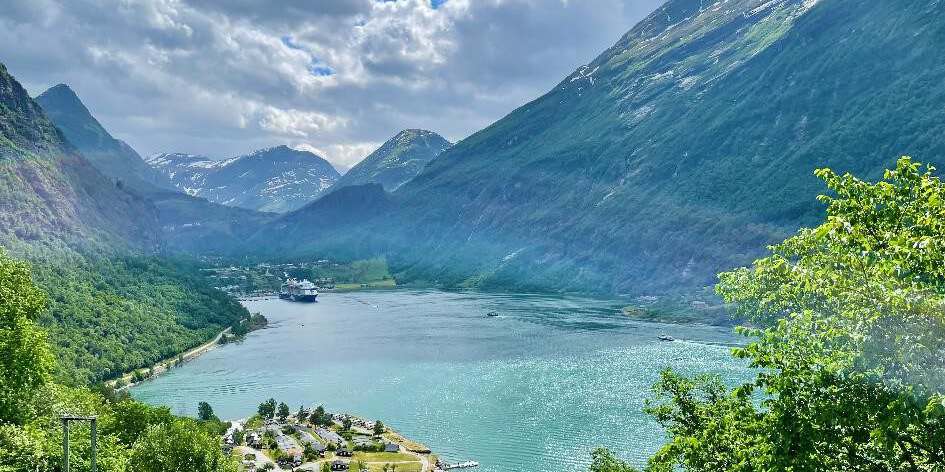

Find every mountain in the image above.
[332,129,450,192]
[0,64,158,252]
[265,0,945,296]
[35,84,172,192]
[2,65,250,384]
[34,84,275,254]
[148,145,340,213]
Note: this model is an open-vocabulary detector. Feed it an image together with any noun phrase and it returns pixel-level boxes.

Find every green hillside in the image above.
[0,62,249,385]
[268,0,945,296]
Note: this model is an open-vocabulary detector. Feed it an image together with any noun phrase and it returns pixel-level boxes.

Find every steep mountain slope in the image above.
[333,129,450,192]
[268,0,945,295]
[148,145,340,212]
[1,65,249,384]
[35,84,172,192]
[35,85,275,254]
[0,64,158,251]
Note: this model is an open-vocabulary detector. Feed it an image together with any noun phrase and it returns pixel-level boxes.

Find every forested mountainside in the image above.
[0,64,158,253]
[148,145,340,213]
[332,129,450,192]
[35,83,275,255]
[0,62,249,385]
[35,84,172,192]
[262,0,945,296]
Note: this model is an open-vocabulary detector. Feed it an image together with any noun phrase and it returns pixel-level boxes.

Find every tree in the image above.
[615,158,945,471]
[373,420,385,437]
[277,402,290,422]
[297,405,308,422]
[0,250,54,424]
[342,417,352,431]
[128,419,238,472]
[320,462,331,472]
[312,405,327,425]
[258,398,276,419]
[104,399,175,446]
[198,401,216,421]
[589,448,638,472]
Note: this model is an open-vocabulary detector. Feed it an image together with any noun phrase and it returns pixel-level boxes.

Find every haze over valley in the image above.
[2,1,944,471]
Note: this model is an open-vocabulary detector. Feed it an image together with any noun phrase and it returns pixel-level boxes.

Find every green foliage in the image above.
[127,419,238,472]
[277,402,290,422]
[0,423,47,471]
[198,402,216,422]
[258,398,276,419]
[0,249,53,424]
[588,448,638,472]
[0,251,237,472]
[102,400,173,447]
[30,255,249,385]
[373,420,385,436]
[603,158,945,472]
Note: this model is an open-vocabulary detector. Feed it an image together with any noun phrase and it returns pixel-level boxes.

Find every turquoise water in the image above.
[132,289,748,471]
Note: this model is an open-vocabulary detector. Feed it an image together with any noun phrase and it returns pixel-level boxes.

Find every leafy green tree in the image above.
[342,417,352,431]
[607,158,945,472]
[258,398,276,419]
[312,405,327,425]
[128,419,238,472]
[321,462,331,472]
[589,448,638,472]
[103,400,174,447]
[0,249,54,424]
[297,405,308,422]
[198,401,216,421]
[0,423,47,471]
[277,402,290,422]
[373,420,385,436]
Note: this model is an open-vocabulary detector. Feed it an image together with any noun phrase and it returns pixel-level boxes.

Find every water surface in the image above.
[132,289,748,471]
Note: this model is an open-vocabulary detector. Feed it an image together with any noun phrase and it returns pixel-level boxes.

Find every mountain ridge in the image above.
[148,145,340,213]
[262,0,944,296]
[34,83,173,192]
[332,129,450,192]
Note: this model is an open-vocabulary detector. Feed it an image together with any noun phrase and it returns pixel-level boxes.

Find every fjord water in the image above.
[132,290,747,471]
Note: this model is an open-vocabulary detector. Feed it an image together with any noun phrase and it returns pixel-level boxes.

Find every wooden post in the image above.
[61,415,97,472]
[90,418,97,472]
[62,418,70,472]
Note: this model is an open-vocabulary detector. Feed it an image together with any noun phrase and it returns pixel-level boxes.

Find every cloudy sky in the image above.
[0,0,663,171]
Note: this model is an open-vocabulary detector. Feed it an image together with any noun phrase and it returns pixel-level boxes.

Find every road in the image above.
[109,326,232,389]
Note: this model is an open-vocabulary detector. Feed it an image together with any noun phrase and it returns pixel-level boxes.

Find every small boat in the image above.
[657,334,675,342]
[486,311,499,317]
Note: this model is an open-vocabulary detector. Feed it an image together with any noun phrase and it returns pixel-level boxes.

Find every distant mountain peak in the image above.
[331,129,450,192]
[147,145,341,213]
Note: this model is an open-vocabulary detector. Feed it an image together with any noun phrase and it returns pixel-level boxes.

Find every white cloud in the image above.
[0,0,664,166]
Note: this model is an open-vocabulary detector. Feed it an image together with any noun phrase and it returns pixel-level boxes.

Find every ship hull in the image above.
[291,294,318,302]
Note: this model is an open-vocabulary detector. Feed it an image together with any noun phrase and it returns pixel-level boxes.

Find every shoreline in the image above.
[108,326,232,390]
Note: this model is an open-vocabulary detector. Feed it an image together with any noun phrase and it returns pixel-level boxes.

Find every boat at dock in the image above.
[279,278,319,302]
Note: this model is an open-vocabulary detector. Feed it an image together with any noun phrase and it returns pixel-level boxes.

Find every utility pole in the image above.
[61,415,97,472]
